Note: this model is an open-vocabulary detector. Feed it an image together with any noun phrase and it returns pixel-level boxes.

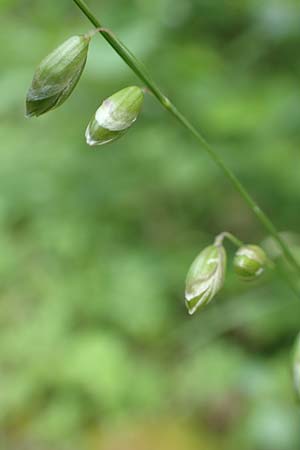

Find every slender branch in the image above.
[73,0,300,277]
[214,231,300,298]
[214,231,244,248]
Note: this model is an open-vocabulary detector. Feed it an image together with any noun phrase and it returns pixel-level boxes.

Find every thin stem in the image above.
[73,0,300,277]
[214,231,297,295]
[215,231,300,296]
[214,231,244,248]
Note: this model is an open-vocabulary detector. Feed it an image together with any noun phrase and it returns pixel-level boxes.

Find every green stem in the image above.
[73,0,300,277]
[214,231,298,296]
[214,231,244,248]
[215,231,300,297]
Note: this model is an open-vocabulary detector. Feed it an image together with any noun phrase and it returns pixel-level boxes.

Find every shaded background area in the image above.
[1,0,300,448]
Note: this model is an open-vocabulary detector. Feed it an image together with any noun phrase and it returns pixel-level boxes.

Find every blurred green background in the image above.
[1,0,300,449]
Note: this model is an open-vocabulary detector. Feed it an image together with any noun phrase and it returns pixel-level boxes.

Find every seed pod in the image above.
[293,333,300,400]
[234,245,267,281]
[26,35,90,117]
[185,244,226,315]
[85,86,144,146]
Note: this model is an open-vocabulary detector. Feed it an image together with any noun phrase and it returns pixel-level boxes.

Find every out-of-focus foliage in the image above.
[1,0,300,449]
